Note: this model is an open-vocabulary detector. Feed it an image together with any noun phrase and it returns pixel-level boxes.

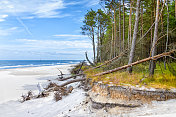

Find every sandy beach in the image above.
[0,64,74,103]
[0,64,89,117]
[0,65,176,117]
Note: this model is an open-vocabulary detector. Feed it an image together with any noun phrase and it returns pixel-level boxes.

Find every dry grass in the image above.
[84,62,176,89]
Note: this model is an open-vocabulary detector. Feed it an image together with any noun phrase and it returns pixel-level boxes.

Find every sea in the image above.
[0,60,82,70]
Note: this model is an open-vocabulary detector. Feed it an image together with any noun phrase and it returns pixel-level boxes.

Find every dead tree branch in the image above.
[57,68,64,79]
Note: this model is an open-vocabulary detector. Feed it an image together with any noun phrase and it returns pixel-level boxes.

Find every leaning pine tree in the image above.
[149,0,160,76]
[127,0,140,73]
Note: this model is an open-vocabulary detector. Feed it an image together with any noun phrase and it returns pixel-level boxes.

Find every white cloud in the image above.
[34,1,65,18]
[87,0,100,6]
[17,39,91,49]
[0,14,8,22]
[0,38,92,59]
[80,0,99,7]
[0,27,18,36]
[54,34,87,38]
[0,0,100,20]
[53,34,89,40]
[0,19,5,22]
[17,39,37,42]
[0,0,77,19]
[1,14,8,18]
[21,16,34,19]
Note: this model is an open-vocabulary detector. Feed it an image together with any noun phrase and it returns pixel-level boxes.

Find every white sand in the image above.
[0,64,88,117]
[0,65,73,104]
[0,65,176,117]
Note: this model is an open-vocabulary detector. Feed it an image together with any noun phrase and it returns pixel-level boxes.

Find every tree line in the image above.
[81,0,176,75]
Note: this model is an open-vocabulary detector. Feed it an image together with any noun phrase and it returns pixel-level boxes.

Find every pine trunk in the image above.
[150,0,160,75]
[114,9,117,56]
[92,27,96,63]
[127,0,140,73]
[141,4,143,57]
[97,25,100,62]
[151,1,153,54]
[154,0,156,18]
[175,0,176,18]
[128,0,133,48]
[123,0,125,51]
[161,0,164,32]
[110,18,114,59]
[119,0,122,53]
[164,0,169,69]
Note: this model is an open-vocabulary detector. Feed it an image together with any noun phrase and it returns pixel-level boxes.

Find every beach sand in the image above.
[0,65,176,117]
[0,64,73,103]
[0,64,89,117]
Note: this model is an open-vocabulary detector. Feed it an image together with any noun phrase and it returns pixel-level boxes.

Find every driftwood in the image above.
[21,91,33,102]
[57,68,64,79]
[54,86,73,101]
[37,83,44,94]
[94,50,175,76]
[85,52,95,66]
[57,73,84,81]
[59,78,86,87]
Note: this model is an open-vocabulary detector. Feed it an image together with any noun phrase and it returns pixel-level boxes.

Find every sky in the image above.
[0,0,100,60]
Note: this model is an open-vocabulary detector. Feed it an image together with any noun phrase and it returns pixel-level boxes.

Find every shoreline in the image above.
[0,64,75,104]
[0,63,77,71]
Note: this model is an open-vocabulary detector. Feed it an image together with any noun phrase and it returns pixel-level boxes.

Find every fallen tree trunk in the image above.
[94,50,175,76]
[59,78,86,87]
[84,51,127,72]
[91,52,126,70]
[57,73,84,81]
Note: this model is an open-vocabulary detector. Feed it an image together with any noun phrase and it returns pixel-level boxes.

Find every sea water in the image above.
[0,60,81,69]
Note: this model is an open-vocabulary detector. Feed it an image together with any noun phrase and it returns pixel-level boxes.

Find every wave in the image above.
[0,60,81,69]
[0,64,39,69]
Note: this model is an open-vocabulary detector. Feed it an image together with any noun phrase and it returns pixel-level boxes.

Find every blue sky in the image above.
[0,0,100,60]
